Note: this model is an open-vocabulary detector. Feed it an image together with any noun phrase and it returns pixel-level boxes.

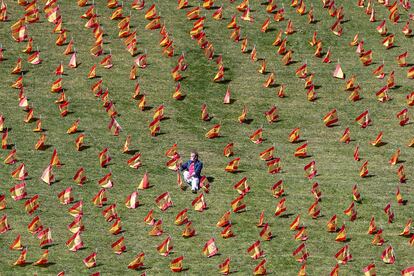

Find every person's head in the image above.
[190,150,199,161]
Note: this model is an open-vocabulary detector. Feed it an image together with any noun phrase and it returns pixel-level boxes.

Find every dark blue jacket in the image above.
[180,159,203,179]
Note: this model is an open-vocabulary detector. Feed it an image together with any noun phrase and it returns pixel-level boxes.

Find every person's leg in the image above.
[183,171,191,184]
[191,177,200,191]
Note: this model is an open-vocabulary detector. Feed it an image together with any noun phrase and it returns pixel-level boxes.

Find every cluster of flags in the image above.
[0,0,413,275]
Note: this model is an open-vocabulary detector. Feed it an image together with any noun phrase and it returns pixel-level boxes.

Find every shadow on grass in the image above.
[42,243,58,249]
[176,95,187,101]
[266,83,278,88]
[279,213,294,218]
[125,149,139,155]
[266,27,278,32]
[52,179,62,184]
[298,155,312,159]
[228,170,246,174]
[35,262,56,267]
[326,124,340,128]
[387,45,399,50]
[38,145,52,151]
[6,144,15,150]
[374,141,387,147]
[63,111,75,117]
[14,262,33,267]
[217,79,231,85]
[78,145,91,151]
[242,118,253,125]
[142,106,153,111]
[154,132,167,137]
[400,200,408,206]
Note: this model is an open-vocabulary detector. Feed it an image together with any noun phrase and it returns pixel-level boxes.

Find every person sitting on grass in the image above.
[180,150,203,193]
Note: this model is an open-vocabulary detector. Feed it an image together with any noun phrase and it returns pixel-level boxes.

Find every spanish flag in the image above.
[128,252,145,270]
[170,256,183,272]
[247,240,264,259]
[205,124,221,139]
[83,251,97,269]
[202,238,218,257]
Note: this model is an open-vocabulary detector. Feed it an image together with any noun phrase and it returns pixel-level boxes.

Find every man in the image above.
[180,151,203,193]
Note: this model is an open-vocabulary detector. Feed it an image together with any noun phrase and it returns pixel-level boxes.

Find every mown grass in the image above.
[0,0,413,275]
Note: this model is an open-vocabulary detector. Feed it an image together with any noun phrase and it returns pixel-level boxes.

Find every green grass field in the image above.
[0,0,413,275]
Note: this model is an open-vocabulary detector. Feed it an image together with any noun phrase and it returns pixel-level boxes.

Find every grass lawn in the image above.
[0,0,413,275]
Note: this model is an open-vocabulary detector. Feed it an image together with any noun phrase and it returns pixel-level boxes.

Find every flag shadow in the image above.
[25,117,38,124]
[298,155,312,159]
[63,111,75,116]
[154,132,167,137]
[42,243,57,249]
[14,262,33,267]
[135,266,151,270]
[175,95,187,101]
[326,124,340,128]
[279,213,294,218]
[400,200,408,206]
[78,145,91,151]
[241,118,253,125]
[35,262,56,267]
[142,106,153,111]
[387,45,399,50]
[217,79,231,85]
[287,60,299,65]
[227,98,236,104]
[51,179,62,184]
[374,142,387,147]
[229,170,246,174]
[71,129,85,134]
[5,144,15,150]
[125,149,140,155]
[38,145,52,151]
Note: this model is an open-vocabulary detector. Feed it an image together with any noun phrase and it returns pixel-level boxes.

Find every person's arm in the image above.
[180,160,188,171]
[194,161,203,177]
